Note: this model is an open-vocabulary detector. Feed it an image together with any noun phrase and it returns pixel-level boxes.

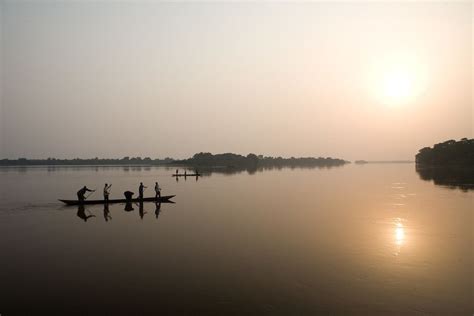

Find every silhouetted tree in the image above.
[416,138,474,166]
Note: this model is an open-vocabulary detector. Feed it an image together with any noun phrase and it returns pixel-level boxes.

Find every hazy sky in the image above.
[0,1,472,160]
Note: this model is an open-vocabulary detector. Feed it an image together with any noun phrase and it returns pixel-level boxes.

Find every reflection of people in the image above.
[139,182,147,200]
[77,186,95,202]
[155,202,161,219]
[103,183,112,202]
[124,201,134,212]
[155,182,161,199]
[77,205,95,222]
[103,204,111,222]
[139,202,146,219]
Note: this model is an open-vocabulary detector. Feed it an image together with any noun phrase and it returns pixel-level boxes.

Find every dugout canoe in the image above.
[59,195,175,206]
[172,174,201,177]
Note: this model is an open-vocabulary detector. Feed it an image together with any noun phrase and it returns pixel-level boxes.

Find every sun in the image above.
[382,70,414,103]
[369,54,427,106]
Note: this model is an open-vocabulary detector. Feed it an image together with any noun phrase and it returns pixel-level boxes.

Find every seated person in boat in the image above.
[155,182,161,198]
[77,186,95,202]
[124,191,134,201]
[103,183,112,202]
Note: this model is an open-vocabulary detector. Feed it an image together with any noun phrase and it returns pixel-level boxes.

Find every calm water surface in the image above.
[0,164,472,314]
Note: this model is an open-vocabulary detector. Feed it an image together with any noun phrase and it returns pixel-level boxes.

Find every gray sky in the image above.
[0,1,472,160]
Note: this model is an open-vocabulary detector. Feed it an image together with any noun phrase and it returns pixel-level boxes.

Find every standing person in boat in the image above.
[138,182,147,200]
[176,169,179,176]
[103,183,112,202]
[77,186,95,202]
[154,181,161,199]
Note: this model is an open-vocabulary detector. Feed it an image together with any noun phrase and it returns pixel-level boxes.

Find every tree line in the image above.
[415,138,474,166]
[0,152,348,168]
[0,157,174,166]
[176,152,348,168]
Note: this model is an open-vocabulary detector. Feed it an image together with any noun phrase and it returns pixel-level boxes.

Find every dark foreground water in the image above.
[0,164,472,315]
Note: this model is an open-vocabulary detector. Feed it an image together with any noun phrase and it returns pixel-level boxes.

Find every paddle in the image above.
[84,190,96,200]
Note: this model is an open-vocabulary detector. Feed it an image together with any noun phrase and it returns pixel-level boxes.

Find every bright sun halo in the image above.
[382,70,414,102]
[370,55,427,106]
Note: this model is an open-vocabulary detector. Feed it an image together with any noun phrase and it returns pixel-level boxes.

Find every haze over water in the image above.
[1,164,472,314]
[1,1,472,160]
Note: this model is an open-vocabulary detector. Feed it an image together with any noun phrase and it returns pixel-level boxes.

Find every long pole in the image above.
[85,190,95,200]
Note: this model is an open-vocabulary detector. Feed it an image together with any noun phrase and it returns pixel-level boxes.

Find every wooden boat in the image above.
[172,173,201,177]
[59,195,175,206]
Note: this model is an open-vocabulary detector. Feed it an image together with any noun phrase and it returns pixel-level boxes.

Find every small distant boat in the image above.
[172,173,201,177]
[59,195,175,206]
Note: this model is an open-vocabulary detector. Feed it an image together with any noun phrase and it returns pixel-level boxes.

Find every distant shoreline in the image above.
[0,159,420,167]
[355,160,414,164]
[0,152,349,168]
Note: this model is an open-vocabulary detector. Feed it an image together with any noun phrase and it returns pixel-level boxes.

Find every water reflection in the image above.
[76,205,96,222]
[124,202,134,212]
[395,221,405,246]
[139,202,147,219]
[155,202,161,219]
[393,218,406,256]
[196,164,346,176]
[74,201,170,223]
[415,165,474,191]
[103,204,112,222]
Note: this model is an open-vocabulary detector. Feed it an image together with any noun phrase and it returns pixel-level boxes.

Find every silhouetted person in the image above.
[155,202,161,219]
[124,201,134,212]
[103,204,111,222]
[139,202,146,219]
[77,205,95,222]
[155,182,161,199]
[77,186,95,202]
[139,182,147,200]
[184,170,187,177]
[176,169,179,175]
[103,183,112,202]
[124,191,134,202]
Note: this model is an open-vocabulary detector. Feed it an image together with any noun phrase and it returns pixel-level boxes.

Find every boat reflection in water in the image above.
[74,201,171,222]
[76,204,96,222]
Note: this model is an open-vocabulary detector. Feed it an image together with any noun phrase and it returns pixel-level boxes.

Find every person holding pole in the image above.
[103,183,112,202]
[154,181,161,199]
[139,182,147,200]
[77,186,95,203]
